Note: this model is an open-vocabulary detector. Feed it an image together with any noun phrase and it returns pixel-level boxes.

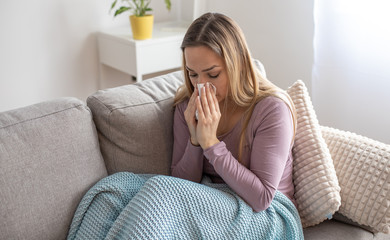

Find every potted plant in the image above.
[110,0,171,40]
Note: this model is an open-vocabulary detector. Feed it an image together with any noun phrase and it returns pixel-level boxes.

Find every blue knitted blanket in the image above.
[67,172,303,240]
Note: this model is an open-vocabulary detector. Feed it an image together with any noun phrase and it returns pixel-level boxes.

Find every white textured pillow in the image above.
[286,80,341,228]
[321,126,390,234]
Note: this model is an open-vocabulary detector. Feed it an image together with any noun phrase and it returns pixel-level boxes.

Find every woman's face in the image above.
[184,46,229,103]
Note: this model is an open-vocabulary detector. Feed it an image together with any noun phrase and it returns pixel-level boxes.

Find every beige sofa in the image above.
[1,68,389,239]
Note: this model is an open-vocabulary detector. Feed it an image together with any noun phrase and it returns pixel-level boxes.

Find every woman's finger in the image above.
[184,88,200,125]
[211,86,220,114]
[205,83,217,114]
[188,88,199,111]
[200,86,211,118]
[190,88,198,104]
[195,96,204,120]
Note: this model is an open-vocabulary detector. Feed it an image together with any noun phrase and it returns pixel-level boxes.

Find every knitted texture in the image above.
[321,126,390,234]
[286,80,341,227]
[67,172,303,240]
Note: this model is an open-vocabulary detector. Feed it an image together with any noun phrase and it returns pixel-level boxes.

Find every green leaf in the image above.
[109,0,170,17]
[114,6,131,16]
[110,0,118,10]
[165,0,171,11]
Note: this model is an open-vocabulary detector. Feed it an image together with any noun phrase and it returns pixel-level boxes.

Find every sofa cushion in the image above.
[0,97,107,240]
[303,219,375,240]
[286,80,341,228]
[321,126,390,234]
[87,72,184,175]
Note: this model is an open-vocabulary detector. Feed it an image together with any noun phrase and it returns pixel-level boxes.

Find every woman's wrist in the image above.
[201,138,220,150]
[190,137,200,147]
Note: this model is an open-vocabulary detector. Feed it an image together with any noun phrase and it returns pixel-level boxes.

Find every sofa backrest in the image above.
[0,97,107,240]
[87,71,184,175]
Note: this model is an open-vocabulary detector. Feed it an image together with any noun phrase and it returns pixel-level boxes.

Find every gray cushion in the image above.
[0,97,107,240]
[332,212,377,233]
[375,232,390,240]
[87,71,184,175]
[303,219,375,240]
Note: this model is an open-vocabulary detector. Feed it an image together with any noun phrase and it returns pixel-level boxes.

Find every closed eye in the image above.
[209,73,220,79]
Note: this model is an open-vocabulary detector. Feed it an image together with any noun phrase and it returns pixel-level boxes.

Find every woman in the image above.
[68,13,302,239]
[171,12,297,212]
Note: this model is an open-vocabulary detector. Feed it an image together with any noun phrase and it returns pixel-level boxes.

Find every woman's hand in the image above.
[184,86,200,146]
[196,82,221,149]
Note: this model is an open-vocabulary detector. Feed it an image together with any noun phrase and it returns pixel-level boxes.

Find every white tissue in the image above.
[195,83,217,120]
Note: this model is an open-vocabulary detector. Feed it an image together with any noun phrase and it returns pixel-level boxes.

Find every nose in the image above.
[197,75,207,85]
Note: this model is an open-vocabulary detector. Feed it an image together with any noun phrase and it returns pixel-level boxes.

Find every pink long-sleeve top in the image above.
[171,96,296,212]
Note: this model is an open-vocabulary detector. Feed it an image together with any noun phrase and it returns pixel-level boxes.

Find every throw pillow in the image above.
[286,80,341,228]
[321,126,390,234]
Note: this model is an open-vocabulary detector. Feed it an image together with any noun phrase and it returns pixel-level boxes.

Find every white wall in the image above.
[0,0,176,112]
[312,0,390,144]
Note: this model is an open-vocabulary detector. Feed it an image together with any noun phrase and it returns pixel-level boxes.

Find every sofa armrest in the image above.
[0,97,107,240]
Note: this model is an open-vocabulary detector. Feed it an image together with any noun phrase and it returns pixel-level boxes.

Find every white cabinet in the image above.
[97,21,189,83]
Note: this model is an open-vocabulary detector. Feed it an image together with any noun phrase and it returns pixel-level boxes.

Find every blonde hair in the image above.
[174,12,296,162]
